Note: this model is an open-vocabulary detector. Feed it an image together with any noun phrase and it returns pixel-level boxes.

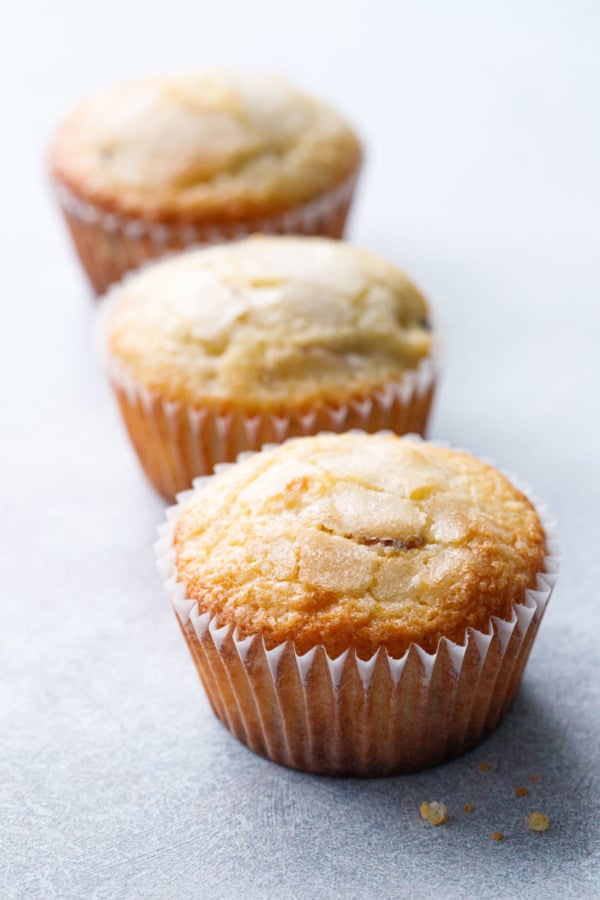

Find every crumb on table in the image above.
[515,787,529,797]
[463,804,474,813]
[479,762,490,772]
[491,832,504,841]
[530,774,539,783]
[528,812,550,832]
[419,801,447,826]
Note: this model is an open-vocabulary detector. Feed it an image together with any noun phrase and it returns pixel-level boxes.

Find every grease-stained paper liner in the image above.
[109,359,436,502]
[97,285,437,501]
[154,439,560,776]
[53,173,359,295]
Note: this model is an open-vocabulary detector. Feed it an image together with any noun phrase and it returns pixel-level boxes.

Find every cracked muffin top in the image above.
[174,432,547,659]
[107,236,432,410]
[49,71,362,221]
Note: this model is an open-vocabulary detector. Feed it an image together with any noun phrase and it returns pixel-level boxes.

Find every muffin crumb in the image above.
[528,812,550,832]
[530,774,539,783]
[479,762,490,772]
[419,801,447,826]
[491,832,504,841]
[463,804,474,813]
[515,787,529,797]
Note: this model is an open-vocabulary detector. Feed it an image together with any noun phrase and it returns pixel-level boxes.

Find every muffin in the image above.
[156,432,560,776]
[49,71,363,293]
[102,235,437,500]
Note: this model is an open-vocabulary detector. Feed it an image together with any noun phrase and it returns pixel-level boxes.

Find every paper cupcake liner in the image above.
[105,352,436,502]
[155,438,560,777]
[53,172,359,295]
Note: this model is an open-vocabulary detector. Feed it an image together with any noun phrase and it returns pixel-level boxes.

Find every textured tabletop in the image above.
[2,2,599,897]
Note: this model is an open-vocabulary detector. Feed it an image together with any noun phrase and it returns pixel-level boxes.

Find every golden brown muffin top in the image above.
[49,72,362,221]
[107,236,432,410]
[174,433,547,659]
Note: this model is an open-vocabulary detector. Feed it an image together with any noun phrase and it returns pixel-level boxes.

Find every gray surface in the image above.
[2,1,599,898]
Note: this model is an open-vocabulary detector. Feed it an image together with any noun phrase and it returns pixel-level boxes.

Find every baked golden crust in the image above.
[174,433,547,660]
[49,72,362,222]
[107,236,432,410]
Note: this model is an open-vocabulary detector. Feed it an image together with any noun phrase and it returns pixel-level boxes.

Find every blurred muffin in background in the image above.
[101,235,436,499]
[49,71,363,293]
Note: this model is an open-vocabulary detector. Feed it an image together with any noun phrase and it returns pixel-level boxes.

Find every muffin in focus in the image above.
[49,71,363,293]
[103,235,436,499]
[156,432,559,776]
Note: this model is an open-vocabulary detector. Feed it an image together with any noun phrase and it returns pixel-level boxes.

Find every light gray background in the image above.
[1,1,599,897]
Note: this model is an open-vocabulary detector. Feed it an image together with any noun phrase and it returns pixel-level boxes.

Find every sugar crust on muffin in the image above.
[107,236,432,410]
[174,433,547,659]
[49,72,362,221]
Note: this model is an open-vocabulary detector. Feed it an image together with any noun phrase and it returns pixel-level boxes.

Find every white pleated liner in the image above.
[53,173,359,295]
[97,287,438,501]
[154,436,561,776]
